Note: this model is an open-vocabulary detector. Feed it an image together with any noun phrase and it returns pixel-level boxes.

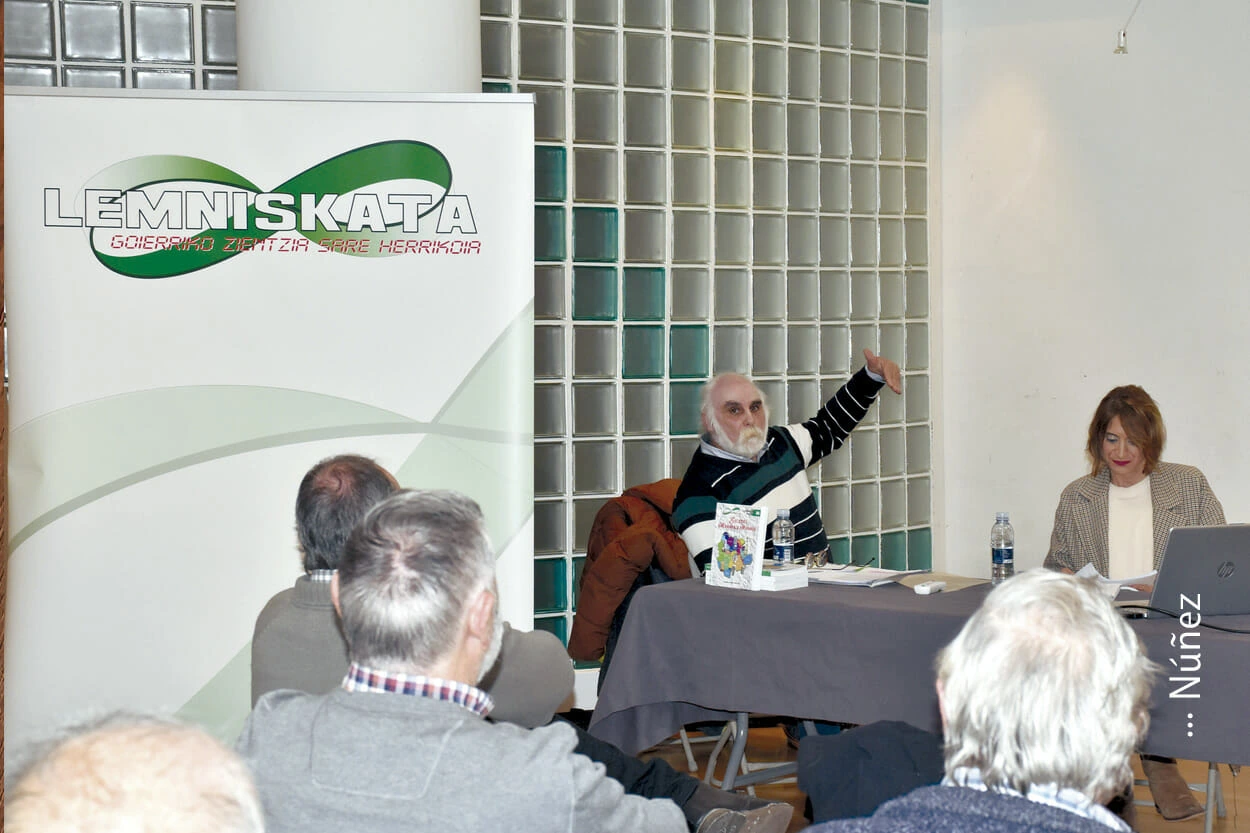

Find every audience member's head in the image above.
[5,712,263,833]
[936,569,1158,804]
[296,454,398,571]
[700,372,770,458]
[334,489,502,682]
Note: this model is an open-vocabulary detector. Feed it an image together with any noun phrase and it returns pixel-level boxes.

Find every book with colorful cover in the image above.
[705,502,768,591]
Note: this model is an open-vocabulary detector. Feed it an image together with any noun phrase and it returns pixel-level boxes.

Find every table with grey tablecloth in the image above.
[587,579,1250,766]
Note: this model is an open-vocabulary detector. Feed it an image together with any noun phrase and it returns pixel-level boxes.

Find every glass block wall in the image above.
[3,0,932,650]
[3,0,236,89]
[495,0,933,647]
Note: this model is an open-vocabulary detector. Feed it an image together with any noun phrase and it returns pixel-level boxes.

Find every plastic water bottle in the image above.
[991,512,1015,585]
[773,508,795,565]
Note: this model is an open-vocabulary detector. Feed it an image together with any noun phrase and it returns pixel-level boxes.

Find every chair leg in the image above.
[679,727,698,773]
[703,721,736,785]
[703,714,808,792]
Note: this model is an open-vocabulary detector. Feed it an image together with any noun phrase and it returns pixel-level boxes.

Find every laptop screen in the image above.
[1146,525,1250,617]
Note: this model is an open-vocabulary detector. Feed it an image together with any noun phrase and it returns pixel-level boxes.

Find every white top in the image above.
[1107,475,1152,580]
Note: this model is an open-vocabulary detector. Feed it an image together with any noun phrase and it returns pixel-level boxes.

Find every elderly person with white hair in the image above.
[673,350,901,573]
[6,712,264,833]
[808,569,1159,833]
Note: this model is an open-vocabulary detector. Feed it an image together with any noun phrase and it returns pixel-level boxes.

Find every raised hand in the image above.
[863,348,902,394]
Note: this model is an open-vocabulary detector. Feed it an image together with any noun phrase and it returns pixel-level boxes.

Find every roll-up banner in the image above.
[3,89,535,750]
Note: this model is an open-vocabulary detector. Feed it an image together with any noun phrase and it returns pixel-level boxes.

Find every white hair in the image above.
[937,569,1158,804]
[5,712,264,833]
[700,372,769,450]
[337,489,496,672]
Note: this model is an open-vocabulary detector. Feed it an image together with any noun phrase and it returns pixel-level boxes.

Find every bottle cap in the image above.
[777,508,790,520]
[995,512,1010,523]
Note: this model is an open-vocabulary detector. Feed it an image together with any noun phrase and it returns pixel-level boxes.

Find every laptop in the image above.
[1120,524,1250,618]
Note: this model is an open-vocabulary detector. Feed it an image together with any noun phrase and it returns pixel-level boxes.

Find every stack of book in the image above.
[758,562,809,592]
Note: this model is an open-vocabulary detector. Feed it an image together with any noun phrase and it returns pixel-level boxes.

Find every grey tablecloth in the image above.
[587,580,1250,765]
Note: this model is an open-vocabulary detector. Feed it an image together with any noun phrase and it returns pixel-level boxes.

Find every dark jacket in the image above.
[568,480,690,662]
[798,721,944,823]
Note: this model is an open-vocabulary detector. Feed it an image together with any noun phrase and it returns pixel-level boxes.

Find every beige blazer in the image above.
[1044,461,1225,577]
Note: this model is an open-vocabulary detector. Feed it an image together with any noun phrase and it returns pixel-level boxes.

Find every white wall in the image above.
[937,1,1250,576]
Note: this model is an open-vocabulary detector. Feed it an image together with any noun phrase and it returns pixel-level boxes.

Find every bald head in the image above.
[6,714,264,833]
[701,373,769,458]
[296,454,399,571]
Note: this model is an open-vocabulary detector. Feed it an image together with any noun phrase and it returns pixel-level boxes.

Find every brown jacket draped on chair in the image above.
[568,479,692,662]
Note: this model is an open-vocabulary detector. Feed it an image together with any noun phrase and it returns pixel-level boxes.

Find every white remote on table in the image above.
[913,580,946,595]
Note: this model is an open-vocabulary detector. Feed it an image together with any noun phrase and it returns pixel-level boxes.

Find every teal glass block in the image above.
[828,536,851,565]
[670,325,710,378]
[572,266,618,320]
[535,206,566,261]
[573,207,620,262]
[623,267,666,321]
[907,527,932,570]
[534,558,568,614]
[905,0,928,4]
[572,556,586,609]
[623,325,665,378]
[881,530,908,571]
[482,81,513,93]
[574,657,603,670]
[669,381,704,435]
[535,145,568,202]
[851,534,880,567]
[534,615,569,645]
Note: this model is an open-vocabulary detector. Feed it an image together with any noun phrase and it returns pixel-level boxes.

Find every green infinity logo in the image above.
[74,141,455,279]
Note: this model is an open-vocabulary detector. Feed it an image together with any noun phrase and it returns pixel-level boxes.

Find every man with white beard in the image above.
[239,489,688,833]
[674,350,901,573]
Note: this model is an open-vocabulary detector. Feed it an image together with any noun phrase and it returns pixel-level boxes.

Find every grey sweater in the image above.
[238,687,686,833]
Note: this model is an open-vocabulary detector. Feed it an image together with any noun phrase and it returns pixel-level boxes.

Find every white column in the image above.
[236,0,481,93]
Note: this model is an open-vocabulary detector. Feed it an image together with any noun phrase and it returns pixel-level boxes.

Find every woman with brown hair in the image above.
[1044,384,1224,821]
[1045,384,1224,578]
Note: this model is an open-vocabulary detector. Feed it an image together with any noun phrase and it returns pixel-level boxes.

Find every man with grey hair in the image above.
[6,712,263,833]
[239,489,690,832]
[674,350,901,572]
[807,569,1159,833]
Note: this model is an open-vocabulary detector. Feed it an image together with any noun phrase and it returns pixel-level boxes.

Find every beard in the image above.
[711,416,768,459]
[476,609,505,684]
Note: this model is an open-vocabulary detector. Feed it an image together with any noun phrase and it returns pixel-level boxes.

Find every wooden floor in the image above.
[640,725,1250,833]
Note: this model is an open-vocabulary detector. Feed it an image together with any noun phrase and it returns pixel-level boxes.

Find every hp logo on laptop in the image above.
[1217,560,1236,579]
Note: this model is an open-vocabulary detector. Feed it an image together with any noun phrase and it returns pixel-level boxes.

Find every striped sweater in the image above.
[673,368,884,572]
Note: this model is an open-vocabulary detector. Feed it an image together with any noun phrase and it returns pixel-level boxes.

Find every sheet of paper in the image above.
[1074,563,1157,599]
[806,566,926,587]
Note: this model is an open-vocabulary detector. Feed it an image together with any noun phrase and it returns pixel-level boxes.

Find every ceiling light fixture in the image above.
[1114,0,1144,54]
